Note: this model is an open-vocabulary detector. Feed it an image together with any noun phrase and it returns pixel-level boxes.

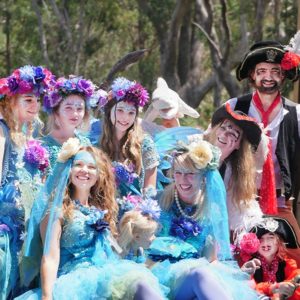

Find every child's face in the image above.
[110,101,137,134]
[258,233,279,260]
[134,228,156,249]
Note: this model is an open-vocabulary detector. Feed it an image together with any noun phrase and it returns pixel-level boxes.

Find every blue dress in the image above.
[41,133,90,175]
[148,199,259,300]
[114,134,160,198]
[16,203,166,300]
[0,120,44,300]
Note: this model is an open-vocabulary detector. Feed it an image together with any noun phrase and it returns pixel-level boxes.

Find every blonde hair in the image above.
[45,95,90,135]
[205,123,256,209]
[62,146,119,236]
[160,152,205,219]
[0,95,34,147]
[118,210,158,255]
[100,99,142,174]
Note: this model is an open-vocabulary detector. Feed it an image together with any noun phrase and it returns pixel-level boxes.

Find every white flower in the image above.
[57,138,81,162]
[262,218,278,232]
[188,141,213,169]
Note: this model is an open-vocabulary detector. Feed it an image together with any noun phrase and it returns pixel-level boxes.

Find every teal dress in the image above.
[113,134,160,198]
[148,199,259,300]
[0,120,44,300]
[16,203,166,300]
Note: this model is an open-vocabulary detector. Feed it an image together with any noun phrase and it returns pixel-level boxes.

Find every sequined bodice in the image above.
[58,205,106,275]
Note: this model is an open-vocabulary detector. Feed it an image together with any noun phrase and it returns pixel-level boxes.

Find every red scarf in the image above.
[253,91,280,214]
[258,254,279,283]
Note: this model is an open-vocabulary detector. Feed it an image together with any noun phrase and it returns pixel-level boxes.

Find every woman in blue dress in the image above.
[148,139,260,299]
[19,141,165,300]
[41,76,95,174]
[0,65,53,299]
[99,77,159,200]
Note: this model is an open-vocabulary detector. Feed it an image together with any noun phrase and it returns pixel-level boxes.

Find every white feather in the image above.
[285,31,300,55]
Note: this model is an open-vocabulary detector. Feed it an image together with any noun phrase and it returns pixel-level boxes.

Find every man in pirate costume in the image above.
[225,40,300,265]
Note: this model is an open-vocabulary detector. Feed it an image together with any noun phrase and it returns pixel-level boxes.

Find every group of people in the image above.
[0,36,300,300]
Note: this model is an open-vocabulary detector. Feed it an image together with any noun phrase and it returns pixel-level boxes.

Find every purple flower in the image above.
[126,83,149,107]
[24,140,50,172]
[0,224,10,233]
[170,216,202,241]
[77,79,94,97]
[90,220,109,233]
[8,77,19,93]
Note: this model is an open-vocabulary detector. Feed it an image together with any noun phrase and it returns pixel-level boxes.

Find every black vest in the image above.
[234,94,300,201]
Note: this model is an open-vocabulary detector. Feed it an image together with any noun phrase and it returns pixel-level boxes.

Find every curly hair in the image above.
[100,99,142,174]
[205,124,256,210]
[45,94,90,135]
[62,146,118,236]
[0,95,35,147]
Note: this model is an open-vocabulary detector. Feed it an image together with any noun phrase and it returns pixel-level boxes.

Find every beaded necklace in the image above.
[174,188,202,220]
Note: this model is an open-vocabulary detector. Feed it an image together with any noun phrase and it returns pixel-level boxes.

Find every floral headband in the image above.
[117,194,161,221]
[172,139,221,171]
[0,65,54,100]
[43,76,96,113]
[98,77,149,110]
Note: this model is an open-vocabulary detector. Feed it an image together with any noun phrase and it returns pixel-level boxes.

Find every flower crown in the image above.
[0,65,54,100]
[172,139,221,170]
[99,77,149,109]
[43,76,96,113]
[117,194,161,221]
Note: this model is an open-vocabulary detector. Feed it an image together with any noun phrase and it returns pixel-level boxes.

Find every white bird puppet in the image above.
[144,77,200,122]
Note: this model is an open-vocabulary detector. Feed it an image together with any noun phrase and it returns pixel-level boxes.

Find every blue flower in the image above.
[19,65,35,82]
[170,216,202,241]
[34,66,46,82]
[90,220,109,233]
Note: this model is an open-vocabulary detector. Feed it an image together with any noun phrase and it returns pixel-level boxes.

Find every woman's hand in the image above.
[241,258,261,275]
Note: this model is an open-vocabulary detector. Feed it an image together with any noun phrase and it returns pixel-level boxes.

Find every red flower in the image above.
[240,233,260,255]
[281,52,300,70]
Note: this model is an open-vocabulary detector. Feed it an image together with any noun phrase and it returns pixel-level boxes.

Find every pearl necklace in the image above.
[174,189,200,220]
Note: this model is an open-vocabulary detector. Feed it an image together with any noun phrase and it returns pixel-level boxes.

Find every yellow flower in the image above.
[57,138,81,162]
[188,141,213,169]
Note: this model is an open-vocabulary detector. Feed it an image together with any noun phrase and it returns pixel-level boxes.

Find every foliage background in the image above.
[0,0,298,128]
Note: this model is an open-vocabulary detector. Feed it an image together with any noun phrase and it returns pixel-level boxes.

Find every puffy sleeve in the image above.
[141,135,160,170]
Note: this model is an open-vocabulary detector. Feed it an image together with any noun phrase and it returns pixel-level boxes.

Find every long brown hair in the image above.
[205,124,256,210]
[62,146,118,236]
[0,95,34,146]
[100,99,142,174]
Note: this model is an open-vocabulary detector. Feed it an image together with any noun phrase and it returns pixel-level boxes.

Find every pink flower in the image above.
[240,233,260,255]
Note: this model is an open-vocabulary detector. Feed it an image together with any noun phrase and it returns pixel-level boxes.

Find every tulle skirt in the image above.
[16,259,167,300]
[151,257,258,300]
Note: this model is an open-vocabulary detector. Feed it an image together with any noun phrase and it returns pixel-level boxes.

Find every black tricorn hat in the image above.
[236,40,299,81]
[211,102,262,149]
[251,216,299,249]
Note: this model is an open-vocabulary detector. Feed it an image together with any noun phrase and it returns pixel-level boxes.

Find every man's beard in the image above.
[254,80,282,94]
